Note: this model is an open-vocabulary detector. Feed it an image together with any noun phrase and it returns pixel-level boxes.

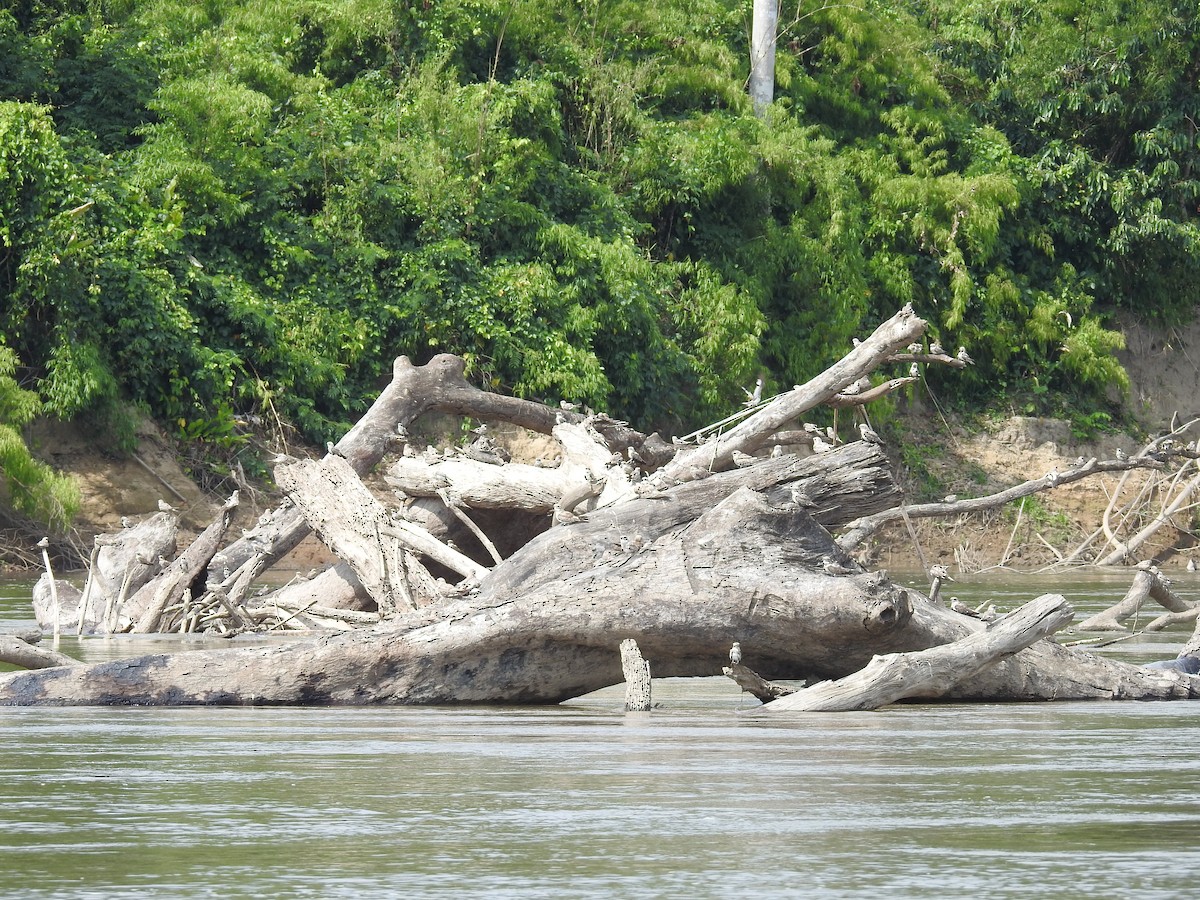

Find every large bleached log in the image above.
[5,484,1200,706]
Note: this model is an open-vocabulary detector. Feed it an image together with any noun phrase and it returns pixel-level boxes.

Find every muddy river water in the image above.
[2,571,1199,898]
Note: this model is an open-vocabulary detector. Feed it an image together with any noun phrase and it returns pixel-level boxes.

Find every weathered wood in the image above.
[1076,568,1195,631]
[722,663,800,702]
[755,594,1075,712]
[84,513,176,627]
[0,636,77,670]
[838,457,1163,552]
[620,639,652,711]
[207,356,655,582]
[31,576,85,634]
[6,485,1200,706]
[126,494,238,633]
[654,304,925,485]
[276,455,454,615]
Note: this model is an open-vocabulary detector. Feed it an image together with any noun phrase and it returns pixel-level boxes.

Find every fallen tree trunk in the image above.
[0,635,76,670]
[4,486,1199,705]
[1076,567,1196,631]
[753,593,1074,712]
[11,305,1200,708]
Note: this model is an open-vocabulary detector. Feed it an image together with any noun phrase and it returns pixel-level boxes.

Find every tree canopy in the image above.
[2,0,1197,527]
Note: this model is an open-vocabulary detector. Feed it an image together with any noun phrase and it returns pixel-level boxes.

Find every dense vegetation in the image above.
[2,0,1198,527]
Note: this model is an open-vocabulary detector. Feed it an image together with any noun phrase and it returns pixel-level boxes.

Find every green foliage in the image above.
[0,344,80,528]
[2,0,1196,489]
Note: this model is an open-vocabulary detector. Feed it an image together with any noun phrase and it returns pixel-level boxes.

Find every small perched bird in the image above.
[812,436,835,453]
[956,346,974,365]
[852,337,862,347]
[552,506,587,526]
[158,499,176,512]
[842,377,869,396]
[929,340,945,356]
[1188,558,1197,573]
[942,494,958,503]
[560,400,580,412]
[907,342,923,355]
[909,362,920,378]
[729,642,743,666]
[1045,468,1059,487]
[858,423,883,445]
[743,377,764,407]
[731,450,757,468]
[822,555,856,576]
[789,486,817,508]
[1075,456,1088,468]
[770,444,784,458]
[1115,447,1128,461]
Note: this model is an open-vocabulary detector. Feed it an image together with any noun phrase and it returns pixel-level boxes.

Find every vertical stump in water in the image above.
[620,639,652,711]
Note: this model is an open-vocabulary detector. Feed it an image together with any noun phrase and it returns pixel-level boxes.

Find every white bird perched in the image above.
[802,422,821,435]
[560,399,579,412]
[929,340,945,356]
[1115,447,1128,461]
[158,499,176,512]
[731,450,757,468]
[906,341,923,355]
[852,337,862,347]
[729,642,742,666]
[742,377,764,407]
[770,444,784,458]
[858,423,883,445]
[909,362,920,378]
[956,346,975,365]
[1075,456,1087,467]
[1188,558,1197,573]
[812,436,834,453]
[842,377,869,396]
[942,494,958,503]
[1045,468,1059,487]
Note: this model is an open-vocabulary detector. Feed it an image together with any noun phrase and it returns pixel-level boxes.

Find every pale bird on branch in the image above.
[858,423,883,445]
[729,642,742,666]
[956,346,974,365]
[742,377,764,407]
[929,340,945,356]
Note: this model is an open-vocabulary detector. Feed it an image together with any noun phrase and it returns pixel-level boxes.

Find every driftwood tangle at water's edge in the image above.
[7,305,1200,708]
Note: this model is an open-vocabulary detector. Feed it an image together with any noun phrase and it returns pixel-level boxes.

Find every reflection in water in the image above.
[3,573,1200,897]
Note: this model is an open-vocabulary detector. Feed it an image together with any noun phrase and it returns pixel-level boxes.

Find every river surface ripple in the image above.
[2,572,1200,898]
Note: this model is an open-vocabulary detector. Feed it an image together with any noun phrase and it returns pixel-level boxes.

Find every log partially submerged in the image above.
[7,304,1200,708]
[1076,566,1196,631]
[754,593,1074,712]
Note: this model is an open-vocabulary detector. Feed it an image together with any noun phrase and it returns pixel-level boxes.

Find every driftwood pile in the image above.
[4,304,1200,709]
